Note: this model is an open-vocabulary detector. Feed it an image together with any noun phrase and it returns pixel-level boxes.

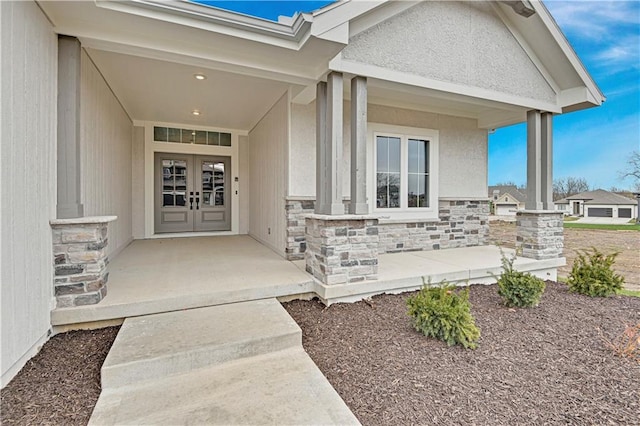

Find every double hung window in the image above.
[372,125,438,217]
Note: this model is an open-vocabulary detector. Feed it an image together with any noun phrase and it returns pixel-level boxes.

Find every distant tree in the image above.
[619,151,640,192]
[492,181,526,190]
[553,177,590,200]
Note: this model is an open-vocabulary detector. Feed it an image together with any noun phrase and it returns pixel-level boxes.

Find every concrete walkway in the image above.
[90,299,359,425]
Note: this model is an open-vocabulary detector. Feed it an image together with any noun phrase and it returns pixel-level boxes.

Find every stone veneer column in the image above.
[305,214,379,285]
[50,216,117,307]
[516,211,563,260]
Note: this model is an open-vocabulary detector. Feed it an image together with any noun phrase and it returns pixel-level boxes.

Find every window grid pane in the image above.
[408,139,429,208]
[376,136,401,208]
[152,126,232,147]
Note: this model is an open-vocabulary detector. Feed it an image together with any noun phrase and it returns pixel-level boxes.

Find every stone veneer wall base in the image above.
[50,216,117,307]
[305,214,379,285]
[516,210,564,260]
[286,198,489,260]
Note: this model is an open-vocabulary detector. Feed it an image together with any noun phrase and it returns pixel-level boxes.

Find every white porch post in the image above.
[349,76,368,214]
[316,72,344,215]
[57,35,84,219]
[541,112,554,210]
[519,110,562,260]
[525,110,553,210]
[315,81,328,214]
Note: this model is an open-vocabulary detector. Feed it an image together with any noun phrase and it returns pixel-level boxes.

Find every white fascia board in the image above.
[95,0,312,50]
[530,0,605,105]
[329,55,563,114]
[311,0,388,39]
[77,36,317,87]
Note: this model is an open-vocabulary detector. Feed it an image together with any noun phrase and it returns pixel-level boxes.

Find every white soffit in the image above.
[87,48,294,130]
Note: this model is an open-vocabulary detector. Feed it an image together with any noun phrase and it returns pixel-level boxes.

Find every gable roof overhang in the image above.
[36,0,604,131]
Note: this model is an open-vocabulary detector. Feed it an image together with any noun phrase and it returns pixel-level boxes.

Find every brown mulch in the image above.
[2,284,639,426]
[1,327,119,426]
[284,283,640,425]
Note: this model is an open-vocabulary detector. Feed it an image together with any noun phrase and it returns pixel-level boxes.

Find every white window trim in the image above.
[368,123,439,220]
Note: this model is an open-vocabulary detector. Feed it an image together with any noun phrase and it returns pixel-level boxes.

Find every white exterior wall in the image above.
[249,92,289,255]
[289,101,487,199]
[132,126,145,238]
[80,50,133,256]
[1,1,57,386]
[342,1,555,104]
[238,135,250,234]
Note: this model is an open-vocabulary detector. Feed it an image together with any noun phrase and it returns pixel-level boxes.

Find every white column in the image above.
[349,76,368,214]
[57,36,84,218]
[325,72,344,215]
[315,81,328,214]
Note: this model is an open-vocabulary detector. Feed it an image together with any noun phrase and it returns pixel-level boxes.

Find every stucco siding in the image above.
[248,92,289,255]
[80,50,133,256]
[1,0,57,386]
[289,101,487,200]
[342,1,556,104]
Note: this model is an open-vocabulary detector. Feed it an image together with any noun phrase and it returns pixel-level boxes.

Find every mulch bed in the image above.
[1,327,119,426]
[2,284,638,426]
[284,282,640,425]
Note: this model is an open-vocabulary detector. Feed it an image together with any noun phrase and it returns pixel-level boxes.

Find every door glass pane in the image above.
[201,161,225,206]
[376,136,400,208]
[162,159,187,207]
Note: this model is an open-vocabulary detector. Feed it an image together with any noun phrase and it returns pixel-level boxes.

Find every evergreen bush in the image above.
[406,282,480,349]
[567,248,624,297]
[495,252,546,307]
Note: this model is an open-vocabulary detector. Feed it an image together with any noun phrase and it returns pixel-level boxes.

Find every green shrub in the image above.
[406,282,480,349]
[495,252,546,307]
[567,248,624,297]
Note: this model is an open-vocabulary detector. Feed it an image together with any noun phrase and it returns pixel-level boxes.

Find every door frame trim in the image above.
[142,121,245,238]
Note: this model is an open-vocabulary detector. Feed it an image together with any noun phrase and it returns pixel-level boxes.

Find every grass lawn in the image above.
[618,289,640,298]
[563,216,580,222]
[563,223,640,231]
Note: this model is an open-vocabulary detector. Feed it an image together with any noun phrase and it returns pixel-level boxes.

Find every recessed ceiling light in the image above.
[192,110,201,116]
[194,73,207,81]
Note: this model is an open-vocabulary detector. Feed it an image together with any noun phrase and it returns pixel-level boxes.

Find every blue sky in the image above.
[198,1,639,190]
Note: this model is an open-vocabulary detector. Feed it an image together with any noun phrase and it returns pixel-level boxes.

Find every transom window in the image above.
[153,126,231,146]
[371,124,438,217]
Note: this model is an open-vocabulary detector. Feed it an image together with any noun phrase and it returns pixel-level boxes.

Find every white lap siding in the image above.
[1,1,58,386]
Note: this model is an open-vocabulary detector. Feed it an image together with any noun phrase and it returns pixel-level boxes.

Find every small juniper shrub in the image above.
[599,323,640,362]
[493,250,546,308]
[567,247,624,297]
[406,281,480,349]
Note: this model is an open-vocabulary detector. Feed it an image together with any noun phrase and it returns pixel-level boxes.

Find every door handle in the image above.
[195,192,200,210]
[189,191,194,210]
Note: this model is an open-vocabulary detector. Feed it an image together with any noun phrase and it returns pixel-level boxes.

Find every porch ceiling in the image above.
[87,48,294,130]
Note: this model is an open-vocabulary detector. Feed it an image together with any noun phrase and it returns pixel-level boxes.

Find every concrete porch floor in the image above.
[51,235,564,326]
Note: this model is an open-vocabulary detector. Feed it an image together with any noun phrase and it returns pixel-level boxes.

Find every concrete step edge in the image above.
[101,327,301,389]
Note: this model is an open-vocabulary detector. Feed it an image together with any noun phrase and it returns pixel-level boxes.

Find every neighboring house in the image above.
[1,0,604,385]
[555,189,637,218]
[489,185,527,215]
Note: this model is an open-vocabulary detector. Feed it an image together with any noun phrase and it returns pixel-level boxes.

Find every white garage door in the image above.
[496,204,518,216]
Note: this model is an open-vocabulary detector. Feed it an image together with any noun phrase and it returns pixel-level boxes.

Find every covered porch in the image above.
[51,236,563,327]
